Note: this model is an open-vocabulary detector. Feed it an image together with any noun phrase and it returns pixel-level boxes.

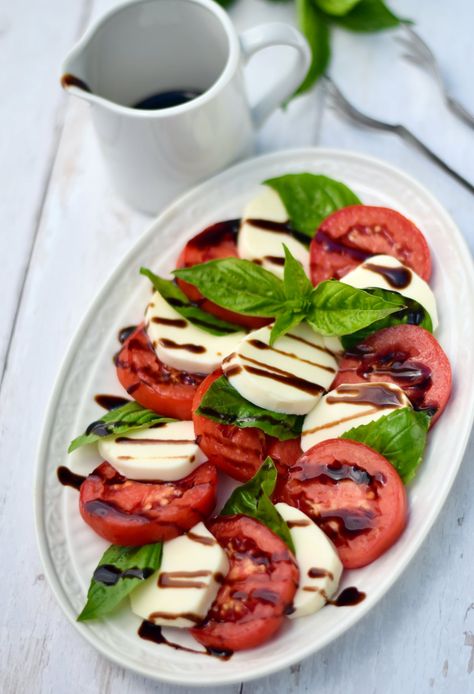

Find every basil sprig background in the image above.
[69,402,175,452]
[216,0,409,95]
[220,457,295,552]
[197,375,303,440]
[78,543,162,621]
[342,407,431,483]
[174,246,403,345]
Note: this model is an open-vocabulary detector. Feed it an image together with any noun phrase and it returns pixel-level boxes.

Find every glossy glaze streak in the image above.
[57,466,86,491]
[246,218,310,246]
[138,621,233,659]
[365,262,412,289]
[326,383,406,408]
[93,564,154,586]
[94,394,131,410]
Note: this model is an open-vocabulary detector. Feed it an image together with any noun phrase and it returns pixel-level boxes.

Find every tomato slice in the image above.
[190,515,298,652]
[176,220,270,330]
[79,462,217,546]
[277,439,407,569]
[192,370,267,482]
[193,371,302,482]
[332,325,452,424]
[310,206,432,285]
[115,325,205,420]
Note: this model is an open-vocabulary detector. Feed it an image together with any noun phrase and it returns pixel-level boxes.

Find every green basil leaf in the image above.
[295,0,331,96]
[197,376,303,441]
[307,280,403,336]
[77,543,163,621]
[282,244,314,303]
[220,457,295,552]
[342,408,430,483]
[341,288,433,349]
[174,258,286,317]
[270,311,306,346]
[264,173,362,237]
[140,267,240,336]
[68,402,175,452]
[331,0,409,32]
[315,0,361,16]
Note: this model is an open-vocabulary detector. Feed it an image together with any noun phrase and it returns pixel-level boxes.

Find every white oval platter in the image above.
[35,148,474,686]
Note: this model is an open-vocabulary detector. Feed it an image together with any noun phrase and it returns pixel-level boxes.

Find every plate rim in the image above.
[34,146,474,686]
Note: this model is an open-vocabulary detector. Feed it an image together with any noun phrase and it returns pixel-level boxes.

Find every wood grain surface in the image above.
[1,0,473,692]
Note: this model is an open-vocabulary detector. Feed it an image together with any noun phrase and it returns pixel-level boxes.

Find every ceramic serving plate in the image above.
[35,148,474,686]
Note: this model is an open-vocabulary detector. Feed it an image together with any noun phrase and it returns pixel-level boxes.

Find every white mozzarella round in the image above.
[238,186,310,278]
[301,381,411,451]
[130,522,229,628]
[97,420,206,481]
[145,290,245,374]
[275,503,342,618]
[223,323,338,415]
[340,254,438,330]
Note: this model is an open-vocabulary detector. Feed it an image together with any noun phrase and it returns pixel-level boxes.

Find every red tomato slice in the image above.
[190,515,298,652]
[79,462,217,546]
[277,439,407,569]
[192,370,267,482]
[176,220,270,330]
[332,325,452,424]
[115,325,204,420]
[310,206,432,285]
[193,371,302,482]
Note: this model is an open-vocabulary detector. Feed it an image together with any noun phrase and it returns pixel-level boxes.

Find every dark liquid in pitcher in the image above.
[132,89,202,110]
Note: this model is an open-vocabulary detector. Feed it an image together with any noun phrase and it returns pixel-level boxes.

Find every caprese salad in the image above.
[61,172,452,658]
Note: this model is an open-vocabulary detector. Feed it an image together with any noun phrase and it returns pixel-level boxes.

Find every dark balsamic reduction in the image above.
[314,229,373,264]
[118,325,138,344]
[329,587,366,607]
[57,466,86,490]
[133,89,202,110]
[247,218,310,246]
[308,567,334,580]
[248,338,336,374]
[159,337,206,354]
[185,218,241,250]
[138,621,233,659]
[326,383,406,409]
[158,570,212,589]
[151,316,187,328]
[264,255,285,266]
[61,73,91,92]
[244,364,324,396]
[93,564,154,586]
[365,262,412,289]
[95,394,131,410]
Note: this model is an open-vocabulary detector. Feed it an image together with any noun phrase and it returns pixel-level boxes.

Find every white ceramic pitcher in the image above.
[61,0,310,213]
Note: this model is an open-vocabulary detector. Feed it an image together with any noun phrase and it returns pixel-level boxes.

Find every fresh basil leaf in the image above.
[341,288,433,349]
[174,258,286,317]
[78,543,162,621]
[295,0,331,96]
[140,267,240,336]
[270,311,306,346]
[331,0,408,32]
[342,408,430,483]
[282,244,314,304]
[197,376,303,440]
[315,0,361,16]
[264,173,361,238]
[307,280,403,336]
[68,402,175,452]
[220,457,295,552]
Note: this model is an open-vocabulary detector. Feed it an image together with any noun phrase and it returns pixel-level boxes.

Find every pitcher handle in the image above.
[239,23,310,129]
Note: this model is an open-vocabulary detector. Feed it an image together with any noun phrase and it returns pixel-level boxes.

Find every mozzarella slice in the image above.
[302,381,411,451]
[275,503,342,618]
[145,291,245,373]
[340,254,438,330]
[238,186,310,278]
[97,420,206,481]
[130,522,228,628]
[223,323,338,415]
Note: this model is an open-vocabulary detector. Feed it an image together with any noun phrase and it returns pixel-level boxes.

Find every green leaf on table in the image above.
[174,258,287,317]
[341,288,433,349]
[264,173,362,238]
[342,407,430,483]
[68,402,175,453]
[295,0,331,95]
[140,267,241,335]
[197,375,304,441]
[220,457,295,552]
[331,0,409,32]
[307,280,403,335]
[77,543,163,621]
[315,0,362,16]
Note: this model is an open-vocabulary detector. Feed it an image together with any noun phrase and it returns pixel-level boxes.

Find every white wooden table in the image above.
[1,1,473,692]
